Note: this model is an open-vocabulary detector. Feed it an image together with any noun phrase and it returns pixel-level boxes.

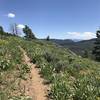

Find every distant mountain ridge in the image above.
[50,39,75,45]
[50,38,96,56]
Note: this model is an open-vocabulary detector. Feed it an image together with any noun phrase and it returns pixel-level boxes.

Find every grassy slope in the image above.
[0,36,100,100]
[0,36,31,99]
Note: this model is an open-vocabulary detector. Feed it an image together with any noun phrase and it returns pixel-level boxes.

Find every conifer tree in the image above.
[92,30,100,61]
[0,26,4,35]
[23,25,36,39]
[46,35,50,41]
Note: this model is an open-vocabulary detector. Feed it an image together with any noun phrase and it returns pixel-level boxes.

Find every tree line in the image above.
[0,24,50,40]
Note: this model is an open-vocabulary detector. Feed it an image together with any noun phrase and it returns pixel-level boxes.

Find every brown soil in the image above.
[20,47,49,100]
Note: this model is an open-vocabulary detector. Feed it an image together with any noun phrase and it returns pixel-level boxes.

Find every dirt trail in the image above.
[20,47,48,100]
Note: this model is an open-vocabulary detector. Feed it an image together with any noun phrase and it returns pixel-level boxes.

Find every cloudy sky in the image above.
[0,0,100,40]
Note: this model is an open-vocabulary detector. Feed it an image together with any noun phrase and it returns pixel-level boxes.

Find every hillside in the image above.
[50,39,95,56]
[0,35,100,100]
[50,39,75,46]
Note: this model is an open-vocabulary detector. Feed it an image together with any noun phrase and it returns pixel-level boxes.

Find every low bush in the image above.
[73,75,100,100]
[43,52,59,63]
[0,59,11,71]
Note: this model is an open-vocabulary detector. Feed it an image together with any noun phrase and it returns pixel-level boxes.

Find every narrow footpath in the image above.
[20,47,48,100]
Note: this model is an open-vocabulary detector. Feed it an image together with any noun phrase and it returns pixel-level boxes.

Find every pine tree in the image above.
[92,30,100,61]
[0,26,4,35]
[23,25,36,39]
[46,35,50,41]
[0,26,5,39]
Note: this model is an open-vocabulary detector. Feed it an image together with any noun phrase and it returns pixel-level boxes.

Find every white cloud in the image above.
[66,32,96,40]
[82,32,96,40]
[67,32,80,35]
[7,13,15,18]
[17,24,25,29]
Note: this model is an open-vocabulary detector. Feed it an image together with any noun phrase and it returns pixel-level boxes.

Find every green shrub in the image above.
[73,75,100,100]
[54,61,68,73]
[0,59,11,71]
[50,75,73,100]
[68,56,75,64]
[43,52,59,63]
[19,64,30,80]
[40,63,54,83]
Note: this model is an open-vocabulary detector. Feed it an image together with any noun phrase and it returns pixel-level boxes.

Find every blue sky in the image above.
[0,0,100,39]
